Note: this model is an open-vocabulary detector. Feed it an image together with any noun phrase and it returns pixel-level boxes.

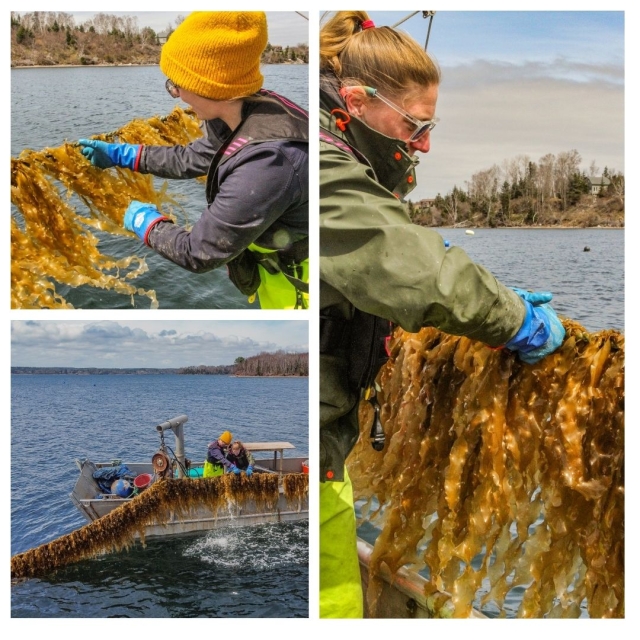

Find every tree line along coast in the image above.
[410,152,624,229]
[12,351,310,377]
[10,11,309,67]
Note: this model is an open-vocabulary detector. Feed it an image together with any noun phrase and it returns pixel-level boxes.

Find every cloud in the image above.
[411,60,624,199]
[11,321,308,368]
[441,58,623,88]
[83,322,148,340]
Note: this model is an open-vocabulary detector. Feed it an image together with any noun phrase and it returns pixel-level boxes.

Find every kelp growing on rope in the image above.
[11,472,308,580]
[348,319,624,618]
[11,107,203,309]
[283,472,310,503]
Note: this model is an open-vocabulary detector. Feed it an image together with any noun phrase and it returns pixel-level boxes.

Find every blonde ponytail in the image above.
[320,11,440,99]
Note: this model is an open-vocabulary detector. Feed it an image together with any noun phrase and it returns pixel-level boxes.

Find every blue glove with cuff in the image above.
[246,466,253,477]
[124,200,170,244]
[78,139,141,170]
[505,288,565,364]
[511,287,553,306]
[230,465,241,475]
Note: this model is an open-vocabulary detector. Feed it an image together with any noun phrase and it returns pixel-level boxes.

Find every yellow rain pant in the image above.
[320,467,363,618]
[203,460,223,477]
[248,244,309,309]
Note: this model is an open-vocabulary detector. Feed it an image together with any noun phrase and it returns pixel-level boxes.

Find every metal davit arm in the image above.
[156,415,188,478]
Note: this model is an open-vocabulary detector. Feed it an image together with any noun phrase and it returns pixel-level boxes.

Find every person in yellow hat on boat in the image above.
[78,12,309,309]
[204,430,233,477]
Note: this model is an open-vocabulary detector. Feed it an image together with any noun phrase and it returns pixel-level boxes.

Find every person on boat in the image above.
[204,430,233,477]
[318,11,566,618]
[226,440,256,476]
[78,11,309,310]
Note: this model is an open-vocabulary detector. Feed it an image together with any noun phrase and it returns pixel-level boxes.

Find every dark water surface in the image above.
[437,227,624,332]
[11,64,309,309]
[11,374,309,617]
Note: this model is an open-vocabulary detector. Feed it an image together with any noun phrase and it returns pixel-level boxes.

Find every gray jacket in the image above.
[140,98,308,273]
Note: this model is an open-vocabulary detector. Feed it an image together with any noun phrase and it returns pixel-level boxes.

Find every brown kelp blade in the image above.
[349,319,623,618]
[11,107,203,309]
[11,473,308,581]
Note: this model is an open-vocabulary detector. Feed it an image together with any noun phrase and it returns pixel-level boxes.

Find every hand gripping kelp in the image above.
[10,107,203,309]
[348,319,623,618]
[11,473,309,580]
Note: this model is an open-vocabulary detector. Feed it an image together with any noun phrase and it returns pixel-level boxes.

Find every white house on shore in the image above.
[589,176,611,195]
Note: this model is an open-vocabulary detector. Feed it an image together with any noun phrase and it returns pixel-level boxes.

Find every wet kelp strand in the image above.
[11,473,308,580]
[349,319,623,618]
[11,107,202,309]
[283,473,310,505]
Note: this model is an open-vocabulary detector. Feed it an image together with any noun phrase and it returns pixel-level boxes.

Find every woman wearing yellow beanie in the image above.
[204,430,234,477]
[79,12,309,309]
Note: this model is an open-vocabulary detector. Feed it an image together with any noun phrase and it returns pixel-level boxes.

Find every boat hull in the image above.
[71,458,308,539]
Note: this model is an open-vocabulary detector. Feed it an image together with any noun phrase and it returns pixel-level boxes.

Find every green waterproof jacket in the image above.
[319,76,526,482]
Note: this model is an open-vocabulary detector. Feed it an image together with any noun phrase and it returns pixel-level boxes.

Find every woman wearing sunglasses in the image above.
[79,12,309,309]
[319,11,565,618]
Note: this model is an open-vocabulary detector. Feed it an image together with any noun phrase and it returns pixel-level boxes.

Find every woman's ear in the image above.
[343,88,367,117]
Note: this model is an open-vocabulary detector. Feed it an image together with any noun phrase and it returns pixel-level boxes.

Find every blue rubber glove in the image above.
[123,200,170,244]
[230,465,241,475]
[78,139,141,170]
[511,287,553,306]
[506,288,565,364]
[246,466,253,477]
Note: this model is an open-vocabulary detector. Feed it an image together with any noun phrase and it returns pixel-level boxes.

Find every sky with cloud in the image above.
[11,321,309,368]
[322,10,625,199]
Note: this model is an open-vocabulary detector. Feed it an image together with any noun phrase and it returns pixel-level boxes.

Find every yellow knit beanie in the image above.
[160,12,267,100]
[219,430,233,445]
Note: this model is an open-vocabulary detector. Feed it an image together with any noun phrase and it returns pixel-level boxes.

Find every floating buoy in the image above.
[111,479,134,498]
[465,230,475,236]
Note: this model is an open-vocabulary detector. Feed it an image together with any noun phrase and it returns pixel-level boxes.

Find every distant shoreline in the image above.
[434,225,623,230]
[11,61,308,70]
[11,63,159,69]
[11,368,307,377]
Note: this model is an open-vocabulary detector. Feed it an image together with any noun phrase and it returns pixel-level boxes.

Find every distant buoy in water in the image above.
[465,230,475,236]
[584,246,591,252]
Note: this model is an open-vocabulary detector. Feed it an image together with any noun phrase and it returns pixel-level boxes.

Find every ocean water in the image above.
[434,227,624,333]
[11,64,309,309]
[11,374,309,618]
